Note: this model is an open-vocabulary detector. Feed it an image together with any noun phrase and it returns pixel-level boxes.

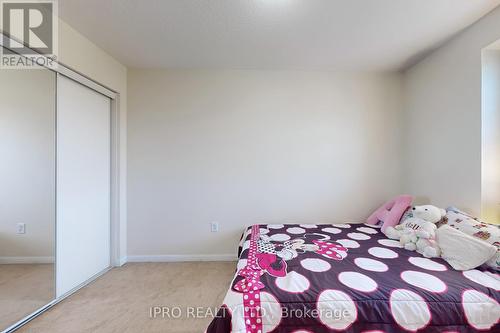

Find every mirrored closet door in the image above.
[0,56,56,329]
[0,41,114,332]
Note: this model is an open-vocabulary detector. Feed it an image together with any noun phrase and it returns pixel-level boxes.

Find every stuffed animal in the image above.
[385,205,445,258]
[396,225,418,251]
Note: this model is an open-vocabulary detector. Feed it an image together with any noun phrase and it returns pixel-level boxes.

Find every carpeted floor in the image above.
[0,264,54,330]
[17,262,236,333]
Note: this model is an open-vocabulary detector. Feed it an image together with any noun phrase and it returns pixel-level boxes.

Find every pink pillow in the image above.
[366,195,413,233]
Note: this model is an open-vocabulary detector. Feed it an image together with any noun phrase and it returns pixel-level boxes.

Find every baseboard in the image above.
[118,256,128,266]
[0,256,55,264]
[125,254,237,263]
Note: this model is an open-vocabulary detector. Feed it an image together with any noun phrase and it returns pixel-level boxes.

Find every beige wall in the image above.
[127,69,402,257]
[58,20,128,260]
[402,6,500,217]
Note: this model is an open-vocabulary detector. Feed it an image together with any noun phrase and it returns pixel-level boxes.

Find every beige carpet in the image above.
[0,264,54,330]
[17,262,236,333]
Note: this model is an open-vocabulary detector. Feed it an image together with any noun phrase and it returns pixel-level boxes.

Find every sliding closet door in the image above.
[56,75,111,297]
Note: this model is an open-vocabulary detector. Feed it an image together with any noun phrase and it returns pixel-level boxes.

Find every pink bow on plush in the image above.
[313,240,347,260]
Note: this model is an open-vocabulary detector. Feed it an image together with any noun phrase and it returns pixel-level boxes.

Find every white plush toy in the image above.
[385,205,445,258]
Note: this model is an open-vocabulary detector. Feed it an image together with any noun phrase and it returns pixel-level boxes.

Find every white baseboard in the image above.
[125,254,237,263]
[0,256,55,264]
[118,256,127,266]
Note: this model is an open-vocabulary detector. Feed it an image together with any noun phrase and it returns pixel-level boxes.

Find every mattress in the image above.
[206,223,500,333]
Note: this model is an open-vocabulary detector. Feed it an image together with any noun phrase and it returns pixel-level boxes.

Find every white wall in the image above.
[127,70,402,257]
[58,20,128,262]
[0,69,55,260]
[481,48,500,223]
[402,6,500,216]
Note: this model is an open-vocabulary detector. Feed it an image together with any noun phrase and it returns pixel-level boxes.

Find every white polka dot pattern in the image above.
[221,290,246,329]
[347,232,371,240]
[390,289,430,331]
[286,227,305,234]
[317,290,357,330]
[267,224,284,229]
[401,270,447,293]
[259,228,270,235]
[300,258,331,272]
[260,292,282,333]
[368,247,398,259]
[356,227,378,234]
[462,290,500,330]
[408,257,447,272]
[354,257,388,272]
[321,227,341,234]
[338,271,378,292]
[463,270,500,291]
[275,271,310,293]
[336,239,360,248]
[333,223,351,228]
[377,239,403,248]
[270,233,290,242]
[237,259,248,271]
[299,224,317,229]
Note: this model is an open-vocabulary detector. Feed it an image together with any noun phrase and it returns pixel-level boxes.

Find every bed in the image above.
[206,223,500,333]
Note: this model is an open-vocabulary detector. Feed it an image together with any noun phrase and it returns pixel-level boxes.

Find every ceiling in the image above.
[58,0,500,71]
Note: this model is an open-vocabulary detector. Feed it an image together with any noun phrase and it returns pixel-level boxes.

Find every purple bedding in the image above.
[206,223,500,333]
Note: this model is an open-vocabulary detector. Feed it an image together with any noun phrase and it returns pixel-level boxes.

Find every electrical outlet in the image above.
[16,223,26,234]
[210,222,219,233]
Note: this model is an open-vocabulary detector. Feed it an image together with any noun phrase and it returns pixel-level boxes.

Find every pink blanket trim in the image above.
[233,225,264,333]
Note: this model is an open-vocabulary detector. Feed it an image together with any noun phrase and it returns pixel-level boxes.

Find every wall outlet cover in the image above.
[16,223,26,234]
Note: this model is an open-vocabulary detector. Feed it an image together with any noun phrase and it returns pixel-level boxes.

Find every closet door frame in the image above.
[0,33,123,333]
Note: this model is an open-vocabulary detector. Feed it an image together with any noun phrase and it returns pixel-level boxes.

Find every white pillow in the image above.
[436,225,497,271]
[443,208,500,270]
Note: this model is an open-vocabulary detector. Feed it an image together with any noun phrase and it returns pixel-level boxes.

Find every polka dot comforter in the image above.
[205,223,500,333]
